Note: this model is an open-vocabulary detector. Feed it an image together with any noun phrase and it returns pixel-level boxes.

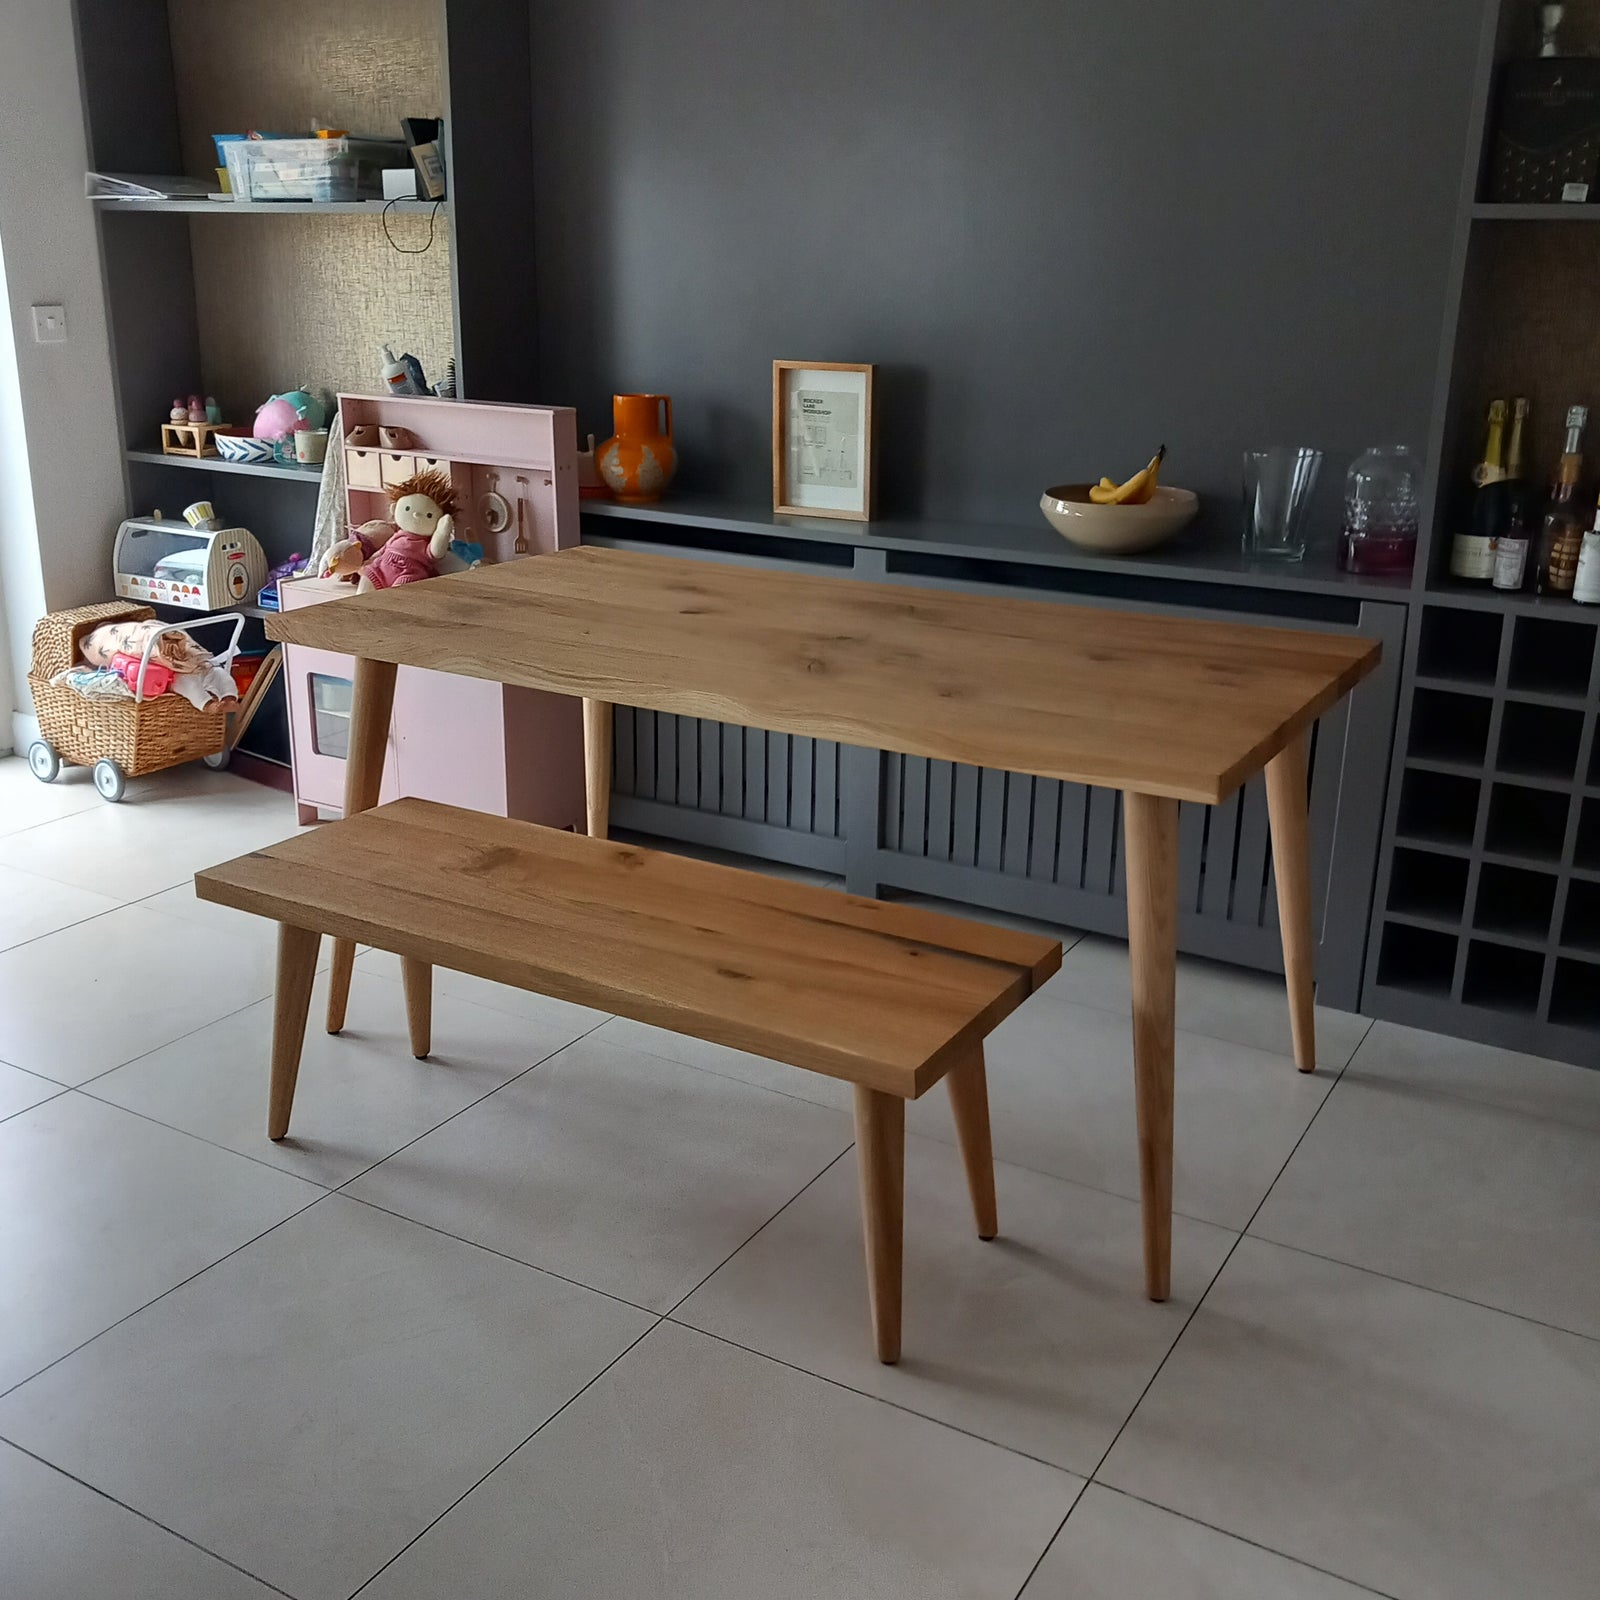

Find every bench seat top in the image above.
[196,798,1061,1098]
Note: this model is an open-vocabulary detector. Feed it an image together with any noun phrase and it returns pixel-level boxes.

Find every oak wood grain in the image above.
[854,1085,905,1364]
[197,798,1060,1100]
[266,546,1380,804]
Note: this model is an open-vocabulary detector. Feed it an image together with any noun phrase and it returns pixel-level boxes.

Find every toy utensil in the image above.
[514,474,530,554]
[479,468,511,536]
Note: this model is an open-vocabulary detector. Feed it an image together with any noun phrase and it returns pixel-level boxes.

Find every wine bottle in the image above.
[1450,400,1508,584]
[1536,404,1588,596]
[1493,398,1534,590]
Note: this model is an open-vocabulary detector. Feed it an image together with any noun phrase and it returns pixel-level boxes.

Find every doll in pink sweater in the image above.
[321,468,457,592]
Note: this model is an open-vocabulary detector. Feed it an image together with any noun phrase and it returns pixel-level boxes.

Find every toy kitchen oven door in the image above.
[113,505,268,612]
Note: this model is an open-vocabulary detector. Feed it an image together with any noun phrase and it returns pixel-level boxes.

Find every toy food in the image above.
[1089,445,1167,505]
[319,468,457,593]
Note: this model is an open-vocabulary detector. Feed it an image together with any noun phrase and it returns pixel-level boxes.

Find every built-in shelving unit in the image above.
[1361,0,1600,1067]
[94,196,441,216]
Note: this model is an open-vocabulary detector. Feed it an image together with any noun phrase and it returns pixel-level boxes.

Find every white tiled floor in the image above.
[2,755,1599,1599]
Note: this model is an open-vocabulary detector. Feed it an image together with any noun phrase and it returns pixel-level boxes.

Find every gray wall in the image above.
[530,0,1481,533]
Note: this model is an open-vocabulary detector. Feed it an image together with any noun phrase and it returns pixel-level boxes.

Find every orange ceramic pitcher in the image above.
[597,394,677,503]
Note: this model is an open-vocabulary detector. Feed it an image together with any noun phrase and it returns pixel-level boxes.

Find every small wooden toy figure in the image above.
[320,468,458,593]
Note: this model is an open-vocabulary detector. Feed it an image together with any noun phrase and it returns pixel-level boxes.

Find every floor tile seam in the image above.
[333,1189,662,1318]
[0,898,128,959]
[659,1313,1090,1480]
[343,1316,662,1600]
[1066,1483,1404,1600]
[68,1085,339,1191]
[0,1436,301,1598]
[0,1189,331,1405]
[1008,1484,1087,1600]
[1234,1230,1600,1346]
[0,1086,70,1125]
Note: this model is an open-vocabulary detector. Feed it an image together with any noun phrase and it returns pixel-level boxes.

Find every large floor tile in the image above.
[1041,933,1370,1069]
[0,860,120,952]
[359,945,609,1032]
[360,1320,1080,1600]
[1022,1484,1373,1599]
[908,993,1332,1230]
[1099,1237,1600,1600]
[0,1439,278,1599]
[347,1033,854,1310]
[0,1195,653,1600]
[0,765,300,901]
[590,1013,854,1110]
[91,969,582,1187]
[1252,1019,1600,1338]
[0,1093,318,1394]
[679,1134,1233,1472]
[0,754,103,835]
[0,1060,61,1122]
[0,902,277,1085]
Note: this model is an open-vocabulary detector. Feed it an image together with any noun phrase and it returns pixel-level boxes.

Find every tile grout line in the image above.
[0,1438,302,1600]
[1011,1022,1379,1599]
[342,1317,664,1600]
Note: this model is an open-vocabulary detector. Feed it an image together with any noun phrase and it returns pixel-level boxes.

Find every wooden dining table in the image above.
[266,544,1380,1300]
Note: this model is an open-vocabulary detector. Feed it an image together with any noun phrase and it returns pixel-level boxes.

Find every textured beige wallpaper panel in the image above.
[166,0,453,425]
[188,210,454,424]
[168,0,444,174]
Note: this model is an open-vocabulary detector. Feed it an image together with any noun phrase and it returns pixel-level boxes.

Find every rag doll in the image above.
[320,468,457,593]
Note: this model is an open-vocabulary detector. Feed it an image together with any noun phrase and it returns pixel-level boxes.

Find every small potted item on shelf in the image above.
[255,388,329,465]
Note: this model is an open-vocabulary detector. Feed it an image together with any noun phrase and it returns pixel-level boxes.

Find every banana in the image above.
[1089,445,1167,505]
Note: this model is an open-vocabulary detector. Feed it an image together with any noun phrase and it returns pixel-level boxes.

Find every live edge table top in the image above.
[266,546,1380,805]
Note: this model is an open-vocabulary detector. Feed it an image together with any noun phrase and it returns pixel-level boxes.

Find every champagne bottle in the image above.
[1536,404,1588,596]
[1450,400,1507,583]
[1493,398,1534,590]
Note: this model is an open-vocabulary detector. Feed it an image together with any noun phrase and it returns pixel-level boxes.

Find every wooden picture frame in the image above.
[773,360,876,521]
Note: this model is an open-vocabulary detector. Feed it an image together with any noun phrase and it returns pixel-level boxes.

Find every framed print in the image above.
[773,361,876,520]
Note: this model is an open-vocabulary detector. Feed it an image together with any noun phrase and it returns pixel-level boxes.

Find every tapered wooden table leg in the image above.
[945,1046,998,1240]
[854,1086,906,1364]
[327,656,398,1034]
[1123,790,1178,1303]
[583,698,612,839]
[401,956,432,1058]
[1266,729,1317,1073]
[270,923,320,1140]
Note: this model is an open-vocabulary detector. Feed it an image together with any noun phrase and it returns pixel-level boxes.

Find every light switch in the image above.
[31,304,66,344]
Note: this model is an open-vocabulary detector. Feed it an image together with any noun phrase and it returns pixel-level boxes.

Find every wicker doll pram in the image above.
[26,601,278,801]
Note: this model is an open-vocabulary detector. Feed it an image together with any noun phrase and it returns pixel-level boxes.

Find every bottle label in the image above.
[1450,535,1494,580]
[1575,534,1600,603]
[1492,536,1529,590]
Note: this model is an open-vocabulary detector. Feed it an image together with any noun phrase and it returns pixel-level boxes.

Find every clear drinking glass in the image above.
[1242,447,1323,562]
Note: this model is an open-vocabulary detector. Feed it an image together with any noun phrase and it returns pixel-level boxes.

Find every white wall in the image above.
[0,0,126,751]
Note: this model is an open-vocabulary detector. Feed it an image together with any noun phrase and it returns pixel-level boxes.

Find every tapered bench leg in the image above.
[269,924,320,1141]
[401,957,432,1058]
[583,698,612,839]
[853,1086,905,1364]
[945,1045,997,1240]
[1123,790,1178,1303]
[1265,729,1317,1073]
[328,656,398,1034]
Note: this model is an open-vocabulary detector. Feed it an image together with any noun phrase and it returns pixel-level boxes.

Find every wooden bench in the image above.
[196,798,1060,1362]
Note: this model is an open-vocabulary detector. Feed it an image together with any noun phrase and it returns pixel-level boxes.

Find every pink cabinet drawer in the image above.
[380,452,416,486]
[345,449,382,489]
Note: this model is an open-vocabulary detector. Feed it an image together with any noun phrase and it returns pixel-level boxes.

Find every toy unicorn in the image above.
[320,468,458,593]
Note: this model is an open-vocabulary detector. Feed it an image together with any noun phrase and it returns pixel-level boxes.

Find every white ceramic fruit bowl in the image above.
[1039,484,1199,554]
[215,434,275,465]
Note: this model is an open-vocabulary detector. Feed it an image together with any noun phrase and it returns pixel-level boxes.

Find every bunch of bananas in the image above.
[1088,445,1167,505]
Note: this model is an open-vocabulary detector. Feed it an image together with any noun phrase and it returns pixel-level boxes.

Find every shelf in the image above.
[1387,846,1469,922]
[1496,700,1585,781]
[1461,939,1544,1017]
[1473,862,1557,942]
[1396,768,1481,848]
[1375,922,1458,999]
[1471,202,1600,222]
[580,496,1417,601]
[1484,783,1571,862]
[96,196,444,217]
[1549,959,1600,1030]
[1508,614,1595,696]
[125,448,323,483]
[1424,579,1600,620]
[1561,878,1600,955]
[1417,607,1502,685]
[1408,686,1492,766]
